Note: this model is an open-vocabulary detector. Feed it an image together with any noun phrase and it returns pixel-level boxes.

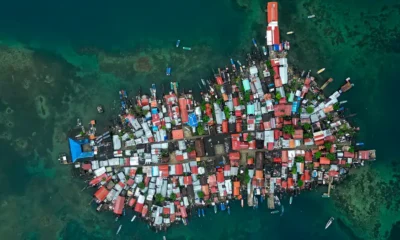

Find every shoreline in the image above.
[60,1,377,235]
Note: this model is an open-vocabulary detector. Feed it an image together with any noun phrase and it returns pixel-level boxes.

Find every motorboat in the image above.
[182,47,191,50]
[227,206,231,215]
[202,208,205,217]
[176,40,180,48]
[198,209,201,218]
[166,67,171,76]
[287,31,294,35]
[116,225,122,235]
[262,46,267,55]
[308,15,315,18]
[325,217,334,229]
[131,215,136,222]
[271,210,280,214]
[317,68,326,74]
[252,38,257,48]
[289,196,293,205]
[241,199,244,208]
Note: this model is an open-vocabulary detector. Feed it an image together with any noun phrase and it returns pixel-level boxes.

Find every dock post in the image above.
[321,78,333,90]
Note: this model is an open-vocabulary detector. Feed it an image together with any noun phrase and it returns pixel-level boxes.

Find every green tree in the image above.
[349,146,355,153]
[244,169,251,184]
[275,92,282,101]
[186,146,195,152]
[246,134,253,141]
[138,182,145,190]
[306,106,314,114]
[197,191,205,199]
[197,125,205,135]
[170,193,177,201]
[297,179,304,187]
[155,193,165,204]
[326,153,336,161]
[137,167,143,174]
[295,156,305,163]
[302,123,311,131]
[292,167,297,174]
[324,142,333,150]
[333,102,340,111]
[202,115,210,123]
[314,151,322,159]
[283,125,295,135]
[224,106,231,119]
[244,91,251,102]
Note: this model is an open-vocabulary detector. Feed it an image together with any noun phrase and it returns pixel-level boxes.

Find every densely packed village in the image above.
[61,1,376,233]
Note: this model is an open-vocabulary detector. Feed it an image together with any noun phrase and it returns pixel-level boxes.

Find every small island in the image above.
[61,2,376,234]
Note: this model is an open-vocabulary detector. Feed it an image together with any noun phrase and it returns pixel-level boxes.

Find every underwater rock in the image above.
[5,107,13,115]
[235,0,250,9]
[34,95,50,119]
[134,56,153,72]
[22,78,30,90]
[5,120,14,128]
[0,131,12,140]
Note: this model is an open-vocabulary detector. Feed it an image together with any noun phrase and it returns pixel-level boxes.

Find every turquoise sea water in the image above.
[0,0,399,239]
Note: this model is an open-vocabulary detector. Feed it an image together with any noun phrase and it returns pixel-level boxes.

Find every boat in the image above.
[237,60,242,66]
[280,205,285,216]
[340,100,348,104]
[150,83,157,100]
[252,38,257,48]
[198,209,201,218]
[201,208,205,217]
[201,79,206,86]
[166,67,171,76]
[325,217,334,229]
[271,210,280,214]
[131,215,136,222]
[176,40,180,48]
[356,142,364,146]
[253,196,259,209]
[274,196,281,206]
[227,206,231,215]
[116,225,122,235]
[262,46,267,55]
[230,58,236,71]
[123,208,126,216]
[182,218,187,226]
[97,105,104,113]
[289,196,293,205]
[182,47,191,50]
[287,31,294,35]
[115,217,119,222]
[241,199,244,208]
[308,15,315,18]
[220,203,226,211]
[317,68,326,74]
[163,236,167,240]
[214,204,217,214]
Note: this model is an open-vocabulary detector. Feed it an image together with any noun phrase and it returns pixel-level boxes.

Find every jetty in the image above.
[60,1,376,232]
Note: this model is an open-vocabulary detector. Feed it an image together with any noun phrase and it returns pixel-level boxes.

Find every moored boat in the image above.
[227,206,231,215]
[317,68,326,74]
[325,217,334,229]
[241,199,244,208]
[262,46,267,55]
[271,210,280,214]
[116,225,122,235]
[308,15,315,18]
[176,40,180,48]
[289,196,293,205]
[131,215,136,222]
[252,38,257,48]
[214,204,217,214]
[280,205,285,216]
[182,47,191,50]
[202,208,205,217]
[198,208,201,218]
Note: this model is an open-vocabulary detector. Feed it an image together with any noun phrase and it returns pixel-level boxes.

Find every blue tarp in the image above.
[247,104,255,115]
[292,101,299,113]
[188,113,198,127]
[242,79,251,91]
[68,138,94,163]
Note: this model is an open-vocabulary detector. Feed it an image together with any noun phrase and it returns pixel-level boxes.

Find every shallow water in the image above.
[0,0,399,239]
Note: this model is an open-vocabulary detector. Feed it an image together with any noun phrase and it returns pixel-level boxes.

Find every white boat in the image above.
[241,199,244,208]
[317,68,326,74]
[325,217,334,229]
[271,210,280,214]
[289,196,293,205]
[116,225,122,235]
[308,15,315,18]
[287,31,294,35]
[163,236,167,240]
[131,215,136,222]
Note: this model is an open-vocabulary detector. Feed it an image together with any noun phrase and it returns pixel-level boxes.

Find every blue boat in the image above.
[227,206,231,215]
[280,205,285,217]
[123,208,126,216]
[198,209,201,218]
[121,101,126,110]
[260,195,264,203]
[262,46,267,56]
[201,208,205,217]
[166,67,171,76]
[230,58,235,65]
[176,40,180,48]
[220,203,226,211]
[252,38,257,48]
[356,142,364,146]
